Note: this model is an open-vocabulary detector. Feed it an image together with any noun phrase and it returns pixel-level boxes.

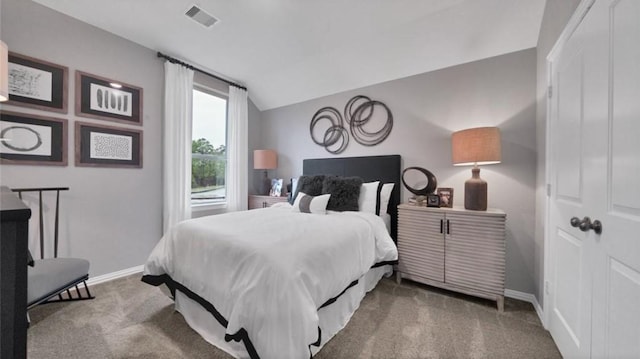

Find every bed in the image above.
[142,155,401,359]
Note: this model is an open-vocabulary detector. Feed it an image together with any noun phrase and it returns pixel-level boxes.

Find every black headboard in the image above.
[303,155,401,241]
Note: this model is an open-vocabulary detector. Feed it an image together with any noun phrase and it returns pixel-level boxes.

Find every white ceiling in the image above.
[33,0,546,111]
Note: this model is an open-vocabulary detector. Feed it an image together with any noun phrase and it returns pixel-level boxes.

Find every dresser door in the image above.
[397,208,444,282]
[443,212,505,296]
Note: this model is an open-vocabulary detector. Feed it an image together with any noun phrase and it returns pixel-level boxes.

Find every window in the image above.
[191,87,227,206]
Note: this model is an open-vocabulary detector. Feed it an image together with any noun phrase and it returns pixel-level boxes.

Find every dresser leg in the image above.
[497,295,504,312]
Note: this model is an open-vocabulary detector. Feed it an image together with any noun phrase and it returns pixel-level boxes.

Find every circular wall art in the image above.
[0,126,43,152]
[310,95,393,154]
[309,106,349,154]
[401,167,438,195]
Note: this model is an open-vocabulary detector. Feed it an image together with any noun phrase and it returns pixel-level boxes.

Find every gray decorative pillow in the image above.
[322,176,363,211]
[291,175,325,204]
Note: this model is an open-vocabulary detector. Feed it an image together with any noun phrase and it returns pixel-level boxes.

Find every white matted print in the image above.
[89,131,132,160]
[0,121,52,156]
[75,121,142,168]
[89,83,133,117]
[8,63,53,102]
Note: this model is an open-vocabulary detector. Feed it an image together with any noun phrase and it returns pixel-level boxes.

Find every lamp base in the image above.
[464,167,487,211]
[260,171,271,195]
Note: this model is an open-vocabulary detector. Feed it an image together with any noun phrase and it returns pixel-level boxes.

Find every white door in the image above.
[547,7,594,356]
[548,0,640,358]
[590,0,640,357]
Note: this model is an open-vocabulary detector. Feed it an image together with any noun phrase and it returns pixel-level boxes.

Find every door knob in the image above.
[570,217,581,228]
[591,219,603,235]
[572,216,603,235]
[579,217,592,232]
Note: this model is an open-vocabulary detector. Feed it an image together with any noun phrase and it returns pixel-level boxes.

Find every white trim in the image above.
[87,265,144,287]
[546,0,595,61]
[505,289,544,326]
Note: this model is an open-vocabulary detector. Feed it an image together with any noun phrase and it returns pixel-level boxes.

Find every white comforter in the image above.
[143,203,397,359]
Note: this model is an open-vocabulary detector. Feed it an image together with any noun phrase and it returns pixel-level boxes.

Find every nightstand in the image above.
[396,203,506,311]
[248,195,288,209]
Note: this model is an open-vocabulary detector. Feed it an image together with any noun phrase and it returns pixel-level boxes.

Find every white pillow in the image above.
[292,192,331,214]
[379,183,395,215]
[358,181,380,214]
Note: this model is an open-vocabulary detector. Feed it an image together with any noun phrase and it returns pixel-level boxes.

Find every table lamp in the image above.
[253,149,277,195]
[451,127,501,211]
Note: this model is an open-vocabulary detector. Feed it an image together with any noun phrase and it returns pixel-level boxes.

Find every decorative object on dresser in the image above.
[0,111,68,166]
[437,187,454,208]
[309,95,393,154]
[396,203,506,311]
[248,194,288,209]
[253,149,277,195]
[401,166,438,206]
[75,70,143,125]
[6,52,68,113]
[75,121,142,168]
[451,127,501,211]
[1,42,10,102]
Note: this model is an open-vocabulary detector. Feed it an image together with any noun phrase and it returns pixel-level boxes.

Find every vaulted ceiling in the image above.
[33,0,546,110]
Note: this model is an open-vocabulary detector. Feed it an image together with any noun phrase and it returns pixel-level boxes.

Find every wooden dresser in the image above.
[248,195,288,209]
[396,203,506,311]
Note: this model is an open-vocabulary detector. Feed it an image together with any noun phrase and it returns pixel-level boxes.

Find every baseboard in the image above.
[504,289,544,325]
[87,265,144,287]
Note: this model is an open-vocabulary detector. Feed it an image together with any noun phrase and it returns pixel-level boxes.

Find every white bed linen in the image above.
[174,264,393,358]
[143,203,397,359]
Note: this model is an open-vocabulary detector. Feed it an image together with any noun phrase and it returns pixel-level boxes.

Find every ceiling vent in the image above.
[185,5,218,28]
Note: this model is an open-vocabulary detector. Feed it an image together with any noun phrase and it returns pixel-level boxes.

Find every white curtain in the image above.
[226,86,248,211]
[163,62,194,233]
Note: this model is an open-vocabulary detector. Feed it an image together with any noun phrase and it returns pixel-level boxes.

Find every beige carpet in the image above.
[27,274,561,358]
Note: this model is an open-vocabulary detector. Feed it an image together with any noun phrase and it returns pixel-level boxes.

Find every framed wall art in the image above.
[75,121,142,168]
[75,71,143,125]
[0,111,68,166]
[7,52,68,113]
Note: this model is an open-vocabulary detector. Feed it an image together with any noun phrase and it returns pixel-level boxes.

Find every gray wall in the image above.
[0,0,163,277]
[534,0,581,308]
[261,48,538,294]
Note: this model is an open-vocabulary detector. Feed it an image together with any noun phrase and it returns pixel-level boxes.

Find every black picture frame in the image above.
[0,111,68,166]
[75,71,143,126]
[7,52,68,113]
[75,121,142,168]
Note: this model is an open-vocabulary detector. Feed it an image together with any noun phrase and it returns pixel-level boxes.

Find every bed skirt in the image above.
[161,264,393,358]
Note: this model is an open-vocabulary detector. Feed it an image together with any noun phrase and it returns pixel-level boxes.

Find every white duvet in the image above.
[143,203,397,359]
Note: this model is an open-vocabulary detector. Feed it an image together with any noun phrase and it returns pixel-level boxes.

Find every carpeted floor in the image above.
[27,274,561,358]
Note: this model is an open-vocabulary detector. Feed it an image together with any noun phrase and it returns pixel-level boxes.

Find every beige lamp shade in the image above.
[0,41,8,102]
[451,127,501,166]
[253,149,277,170]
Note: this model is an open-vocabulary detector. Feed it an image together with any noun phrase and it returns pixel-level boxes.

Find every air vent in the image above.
[185,5,218,28]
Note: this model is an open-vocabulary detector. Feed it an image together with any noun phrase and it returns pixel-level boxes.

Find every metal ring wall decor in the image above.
[310,95,394,154]
[310,107,349,154]
[401,167,438,195]
[349,100,393,146]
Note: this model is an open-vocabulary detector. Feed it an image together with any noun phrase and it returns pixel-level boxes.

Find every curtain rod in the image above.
[157,52,247,91]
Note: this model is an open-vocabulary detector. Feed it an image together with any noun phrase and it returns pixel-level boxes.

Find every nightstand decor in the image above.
[451,127,501,211]
[254,149,277,195]
[401,166,437,195]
